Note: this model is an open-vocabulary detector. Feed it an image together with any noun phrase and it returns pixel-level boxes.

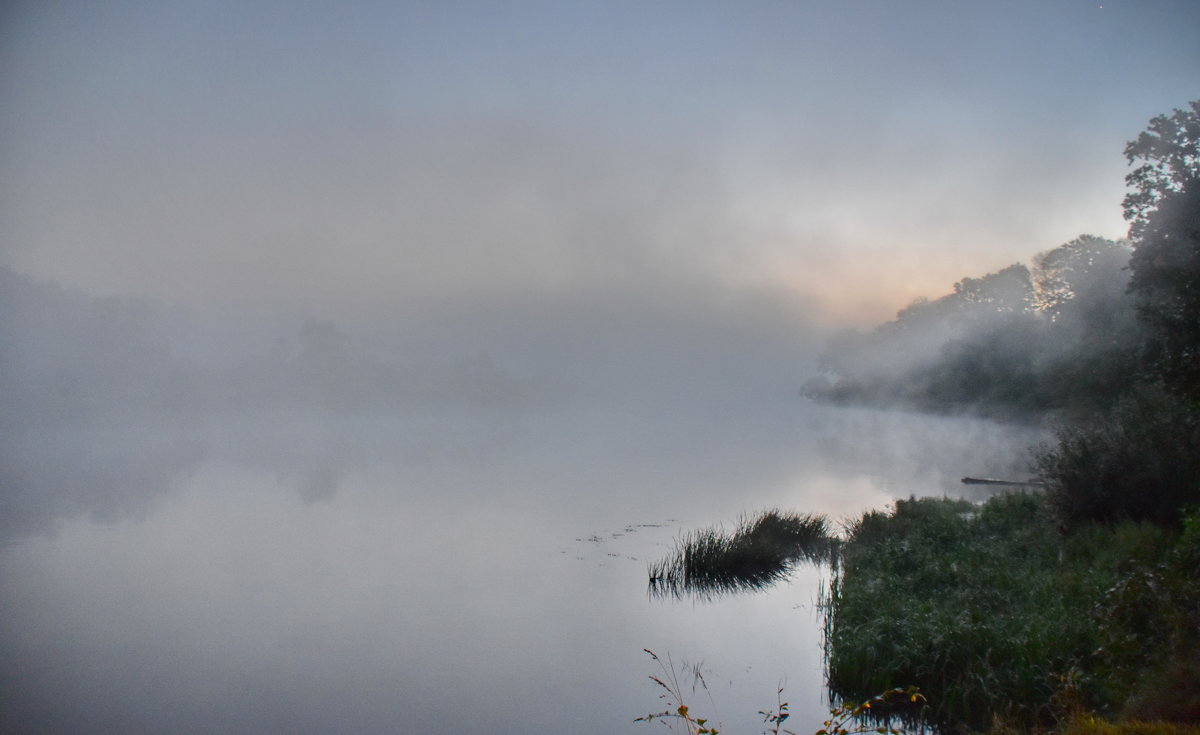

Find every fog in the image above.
[0,264,1045,538]
[6,2,1197,323]
[0,264,1046,734]
[4,1,1197,732]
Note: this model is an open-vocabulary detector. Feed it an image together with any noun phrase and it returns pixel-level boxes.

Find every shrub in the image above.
[1035,385,1200,530]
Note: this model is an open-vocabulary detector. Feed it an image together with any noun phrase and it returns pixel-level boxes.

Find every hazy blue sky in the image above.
[2,0,1197,323]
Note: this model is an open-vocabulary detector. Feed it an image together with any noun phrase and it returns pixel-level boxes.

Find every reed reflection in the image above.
[647,509,834,602]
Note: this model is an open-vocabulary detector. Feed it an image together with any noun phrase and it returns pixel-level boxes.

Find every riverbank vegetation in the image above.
[644,102,1199,734]
[826,494,1199,733]
[647,496,1199,733]
[817,101,1200,733]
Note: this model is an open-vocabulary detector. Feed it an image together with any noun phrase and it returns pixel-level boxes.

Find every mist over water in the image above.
[0,269,1045,735]
[8,4,1180,729]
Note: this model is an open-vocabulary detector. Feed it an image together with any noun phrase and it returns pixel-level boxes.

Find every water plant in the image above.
[814,686,926,735]
[635,649,926,735]
[635,649,724,734]
[643,494,1197,732]
[647,509,833,601]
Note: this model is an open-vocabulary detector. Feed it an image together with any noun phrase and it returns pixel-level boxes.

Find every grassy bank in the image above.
[824,493,1199,734]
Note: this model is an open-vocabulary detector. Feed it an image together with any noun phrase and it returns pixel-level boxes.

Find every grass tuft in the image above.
[647,510,833,602]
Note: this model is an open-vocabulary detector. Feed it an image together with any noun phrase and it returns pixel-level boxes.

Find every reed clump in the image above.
[648,510,833,601]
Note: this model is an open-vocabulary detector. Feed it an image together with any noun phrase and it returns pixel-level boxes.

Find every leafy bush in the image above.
[1035,386,1200,529]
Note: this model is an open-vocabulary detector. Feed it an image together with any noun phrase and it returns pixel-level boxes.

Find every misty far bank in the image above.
[1,262,828,427]
[6,225,1149,551]
[803,234,1139,420]
[0,259,1050,734]
[1,262,1049,544]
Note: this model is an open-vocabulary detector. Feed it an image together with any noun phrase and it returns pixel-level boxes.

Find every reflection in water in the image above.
[0,403,1044,735]
[647,510,833,601]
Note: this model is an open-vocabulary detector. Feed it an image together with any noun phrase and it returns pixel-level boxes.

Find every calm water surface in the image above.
[0,397,1042,734]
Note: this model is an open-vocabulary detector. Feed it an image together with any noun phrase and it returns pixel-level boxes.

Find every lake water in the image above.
[0,394,1043,734]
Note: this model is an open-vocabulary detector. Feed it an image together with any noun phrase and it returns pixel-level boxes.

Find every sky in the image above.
[1,0,1198,326]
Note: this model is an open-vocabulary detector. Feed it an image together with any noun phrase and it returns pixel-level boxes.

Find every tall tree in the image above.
[1124,101,1200,398]
[1031,235,1130,323]
[1123,101,1200,240]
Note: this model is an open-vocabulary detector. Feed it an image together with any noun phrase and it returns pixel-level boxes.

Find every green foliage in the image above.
[828,495,1065,733]
[1117,506,1200,723]
[1035,386,1200,529]
[825,494,1197,734]
[1173,505,1200,570]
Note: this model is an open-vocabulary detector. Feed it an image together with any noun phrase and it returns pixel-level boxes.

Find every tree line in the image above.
[819,102,1200,732]
[805,234,1139,418]
[807,100,1200,530]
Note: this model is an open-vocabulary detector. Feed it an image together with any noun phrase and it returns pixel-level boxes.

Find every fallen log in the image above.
[961,477,1045,487]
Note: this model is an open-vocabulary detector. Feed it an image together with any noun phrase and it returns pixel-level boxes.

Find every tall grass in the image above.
[647,510,833,601]
[824,493,1198,734]
[639,498,1198,732]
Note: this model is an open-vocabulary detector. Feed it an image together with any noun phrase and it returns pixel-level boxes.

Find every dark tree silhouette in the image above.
[1123,101,1200,240]
[1124,101,1200,398]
